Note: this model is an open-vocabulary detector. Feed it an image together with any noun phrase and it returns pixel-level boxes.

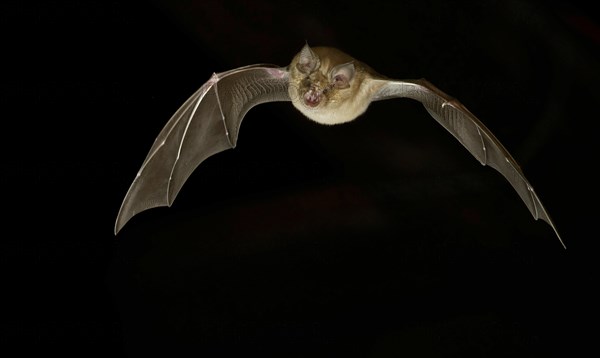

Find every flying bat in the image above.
[115,44,565,248]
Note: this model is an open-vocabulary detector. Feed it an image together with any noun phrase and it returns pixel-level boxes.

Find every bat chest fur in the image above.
[291,101,364,125]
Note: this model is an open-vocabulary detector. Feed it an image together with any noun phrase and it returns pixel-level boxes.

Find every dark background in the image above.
[2,0,597,356]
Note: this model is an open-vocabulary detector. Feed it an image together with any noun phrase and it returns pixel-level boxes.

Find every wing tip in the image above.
[535,214,566,249]
[524,181,566,249]
[536,208,567,249]
[114,211,131,236]
[546,219,567,250]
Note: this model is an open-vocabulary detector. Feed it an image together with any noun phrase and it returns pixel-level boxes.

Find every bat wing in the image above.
[372,78,565,248]
[115,65,290,234]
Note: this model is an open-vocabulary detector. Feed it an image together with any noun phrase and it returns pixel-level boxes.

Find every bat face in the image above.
[288,45,379,125]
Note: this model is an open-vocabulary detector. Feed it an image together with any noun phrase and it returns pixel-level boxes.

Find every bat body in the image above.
[115,45,564,248]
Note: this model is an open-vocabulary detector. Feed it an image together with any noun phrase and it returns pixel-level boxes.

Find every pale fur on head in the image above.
[288,45,383,125]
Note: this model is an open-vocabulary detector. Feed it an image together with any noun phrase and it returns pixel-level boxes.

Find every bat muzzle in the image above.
[304,88,323,107]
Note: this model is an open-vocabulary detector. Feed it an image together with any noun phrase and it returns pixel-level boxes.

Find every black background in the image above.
[2,0,598,356]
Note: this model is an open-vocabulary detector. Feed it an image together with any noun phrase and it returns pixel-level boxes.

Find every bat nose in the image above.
[304,88,322,107]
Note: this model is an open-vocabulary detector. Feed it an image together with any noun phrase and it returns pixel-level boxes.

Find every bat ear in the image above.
[297,43,320,74]
[330,62,355,89]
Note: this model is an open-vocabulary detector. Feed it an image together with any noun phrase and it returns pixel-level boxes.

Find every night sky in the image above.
[2,1,597,356]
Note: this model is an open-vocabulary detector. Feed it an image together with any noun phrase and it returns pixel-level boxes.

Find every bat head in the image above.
[288,44,372,125]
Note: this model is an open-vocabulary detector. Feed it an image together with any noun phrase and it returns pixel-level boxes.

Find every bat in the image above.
[115,44,565,249]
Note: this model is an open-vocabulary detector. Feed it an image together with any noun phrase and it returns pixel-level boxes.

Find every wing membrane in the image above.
[115,65,290,234]
[373,79,564,248]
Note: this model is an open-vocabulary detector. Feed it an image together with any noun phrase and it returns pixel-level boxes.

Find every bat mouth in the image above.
[303,88,322,108]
